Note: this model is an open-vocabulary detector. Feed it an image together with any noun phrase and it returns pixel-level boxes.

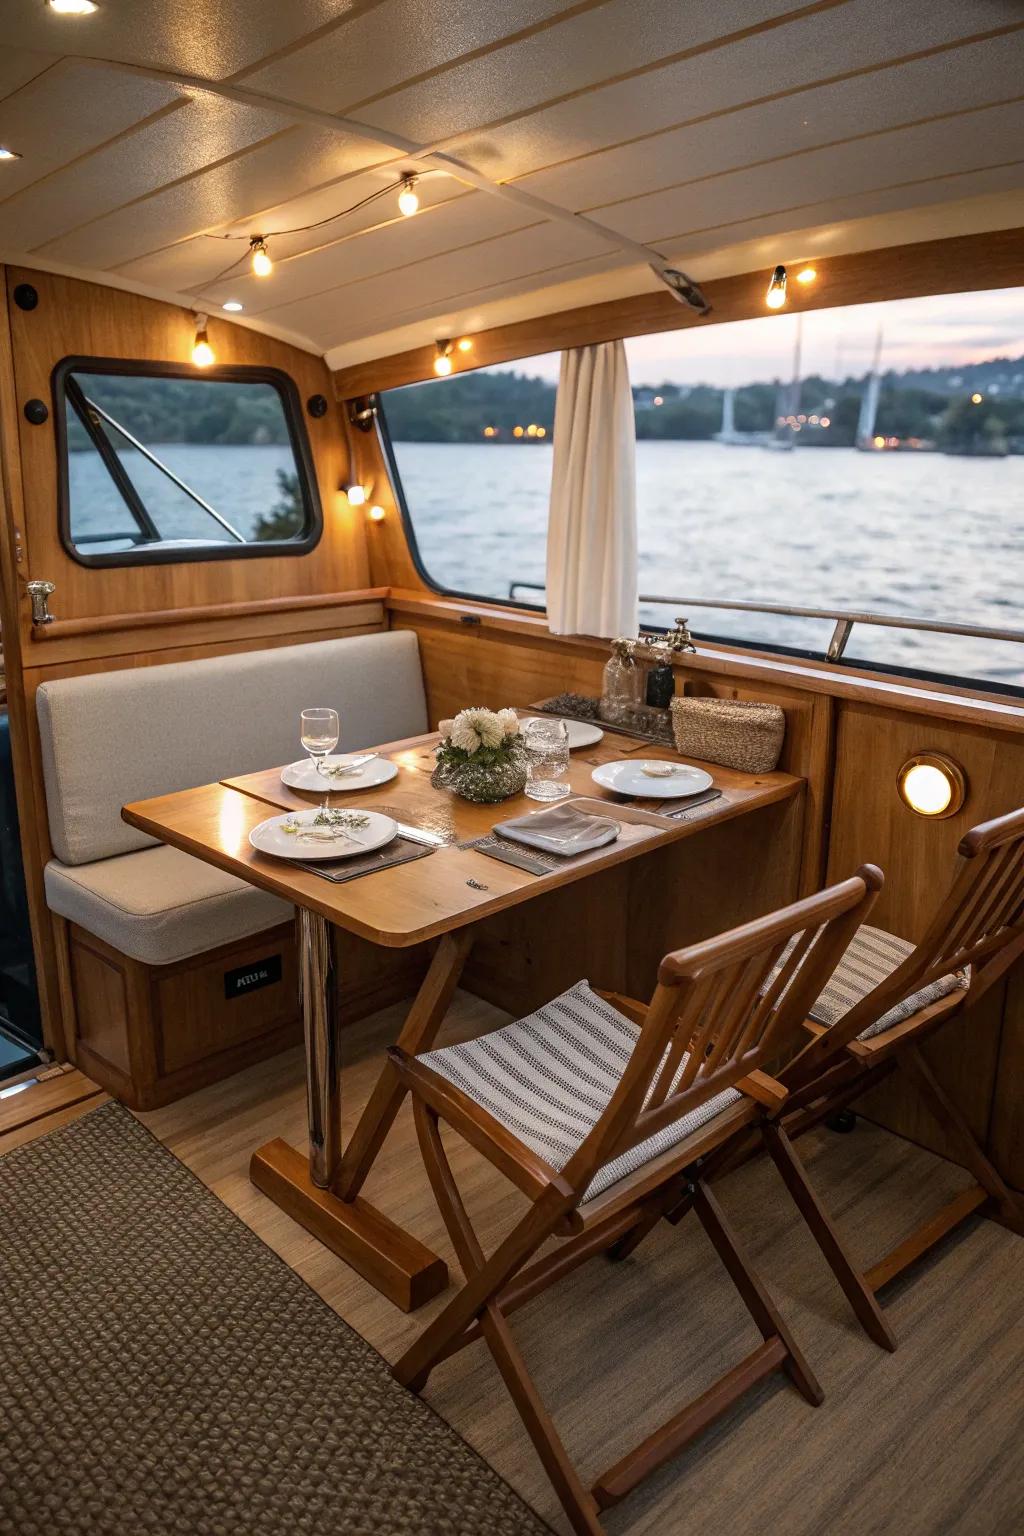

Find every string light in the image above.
[368,505,386,522]
[398,174,420,217]
[191,315,215,368]
[433,340,454,377]
[250,237,273,277]
[457,337,473,353]
[796,266,817,284]
[345,484,367,506]
[765,265,787,310]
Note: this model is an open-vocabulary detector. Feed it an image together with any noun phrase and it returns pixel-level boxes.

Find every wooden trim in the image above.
[29,588,389,641]
[331,227,1024,395]
[385,590,1024,733]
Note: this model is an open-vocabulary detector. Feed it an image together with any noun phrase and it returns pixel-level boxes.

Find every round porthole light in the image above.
[897,753,966,819]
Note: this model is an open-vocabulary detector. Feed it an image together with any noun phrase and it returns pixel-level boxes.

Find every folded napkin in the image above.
[493,803,620,857]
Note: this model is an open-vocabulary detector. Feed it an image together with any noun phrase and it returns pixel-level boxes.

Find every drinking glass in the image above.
[524,717,570,801]
[300,707,340,812]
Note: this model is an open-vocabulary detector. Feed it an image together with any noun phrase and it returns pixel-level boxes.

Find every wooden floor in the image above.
[11,994,1023,1535]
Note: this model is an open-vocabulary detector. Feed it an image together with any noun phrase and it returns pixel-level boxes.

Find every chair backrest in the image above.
[36,630,428,865]
[806,804,1024,1058]
[559,866,882,1197]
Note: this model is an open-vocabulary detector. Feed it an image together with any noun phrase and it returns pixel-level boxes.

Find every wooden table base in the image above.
[250,1138,449,1312]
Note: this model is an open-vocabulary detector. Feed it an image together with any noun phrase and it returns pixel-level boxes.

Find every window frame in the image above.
[53,355,324,569]
[374,388,547,615]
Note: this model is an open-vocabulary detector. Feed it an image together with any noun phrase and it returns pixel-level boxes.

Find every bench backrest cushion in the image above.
[36,631,429,865]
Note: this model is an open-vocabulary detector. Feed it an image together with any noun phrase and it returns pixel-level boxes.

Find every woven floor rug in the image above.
[0,1101,549,1536]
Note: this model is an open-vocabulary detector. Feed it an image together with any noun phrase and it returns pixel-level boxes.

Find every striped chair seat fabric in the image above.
[419,980,741,1204]
[779,924,969,1041]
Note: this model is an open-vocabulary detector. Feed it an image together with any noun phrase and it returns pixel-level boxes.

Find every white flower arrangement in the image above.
[433,707,527,802]
[438,707,520,756]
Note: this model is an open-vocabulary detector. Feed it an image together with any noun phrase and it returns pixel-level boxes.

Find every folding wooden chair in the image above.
[389,869,881,1536]
[765,807,1024,1353]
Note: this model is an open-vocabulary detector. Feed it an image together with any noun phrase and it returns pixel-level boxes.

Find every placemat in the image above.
[458,834,561,876]
[296,835,434,883]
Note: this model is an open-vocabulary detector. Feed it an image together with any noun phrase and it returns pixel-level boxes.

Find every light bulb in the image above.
[250,237,273,277]
[398,175,419,217]
[457,337,473,353]
[191,322,215,368]
[47,0,99,12]
[765,265,787,309]
[434,354,453,377]
[346,484,367,506]
[796,266,817,284]
[222,299,244,312]
[368,504,386,522]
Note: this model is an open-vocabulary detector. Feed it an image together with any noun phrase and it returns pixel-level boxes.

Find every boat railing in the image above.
[505,582,1024,662]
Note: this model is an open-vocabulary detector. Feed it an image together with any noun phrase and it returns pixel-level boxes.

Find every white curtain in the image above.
[546,340,638,638]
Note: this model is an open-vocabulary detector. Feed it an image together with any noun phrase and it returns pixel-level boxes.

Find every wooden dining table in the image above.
[122,720,804,1312]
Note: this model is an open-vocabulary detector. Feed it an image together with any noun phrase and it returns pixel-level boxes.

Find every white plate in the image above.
[281,755,398,792]
[249,810,397,861]
[590,760,714,799]
[520,716,604,749]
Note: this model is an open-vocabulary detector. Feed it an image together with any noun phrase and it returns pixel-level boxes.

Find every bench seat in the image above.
[44,845,292,966]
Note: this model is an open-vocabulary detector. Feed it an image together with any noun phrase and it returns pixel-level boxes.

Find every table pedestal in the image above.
[250,913,472,1311]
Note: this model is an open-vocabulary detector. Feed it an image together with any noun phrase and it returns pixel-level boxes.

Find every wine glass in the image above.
[300,707,340,813]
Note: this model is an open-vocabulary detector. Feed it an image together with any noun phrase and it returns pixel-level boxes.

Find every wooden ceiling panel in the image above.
[243,0,581,114]
[659,163,1024,271]
[0,0,361,79]
[516,35,1024,214]
[201,192,532,314]
[261,220,612,343]
[355,0,799,146]
[593,101,1024,244]
[32,123,396,270]
[1,93,286,254]
[112,166,466,291]
[0,47,57,103]
[0,61,178,199]
[446,0,1024,182]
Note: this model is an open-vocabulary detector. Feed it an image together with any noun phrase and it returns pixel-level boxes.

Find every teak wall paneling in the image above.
[826,702,1024,1178]
[331,227,1024,395]
[5,266,370,639]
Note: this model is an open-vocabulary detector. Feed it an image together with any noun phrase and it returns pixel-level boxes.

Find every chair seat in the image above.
[44,845,293,965]
[419,980,740,1203]
[781,924,969,1040]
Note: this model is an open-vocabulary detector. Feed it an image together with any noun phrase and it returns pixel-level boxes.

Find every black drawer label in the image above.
[224,954,282,1000]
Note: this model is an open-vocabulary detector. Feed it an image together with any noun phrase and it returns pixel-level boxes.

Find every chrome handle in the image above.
[26,579,55,625]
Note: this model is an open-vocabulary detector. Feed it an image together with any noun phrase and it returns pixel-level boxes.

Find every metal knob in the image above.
[26,579,55,625]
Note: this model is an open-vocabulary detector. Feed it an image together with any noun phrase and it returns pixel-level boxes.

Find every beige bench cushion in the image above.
[36,630,428,866]
[44,846,293,966]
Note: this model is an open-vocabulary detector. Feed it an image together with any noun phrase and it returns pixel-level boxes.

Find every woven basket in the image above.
[670,696,785,774]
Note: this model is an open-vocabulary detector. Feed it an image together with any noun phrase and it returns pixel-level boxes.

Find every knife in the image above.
[394,822,449,847]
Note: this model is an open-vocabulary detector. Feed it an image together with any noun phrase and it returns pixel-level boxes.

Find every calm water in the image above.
[391,439,1024,688]
[70,440,1024,688]
[69,444,298,550]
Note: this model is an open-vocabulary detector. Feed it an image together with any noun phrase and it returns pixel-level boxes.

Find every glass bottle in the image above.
[601,639,644,726]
